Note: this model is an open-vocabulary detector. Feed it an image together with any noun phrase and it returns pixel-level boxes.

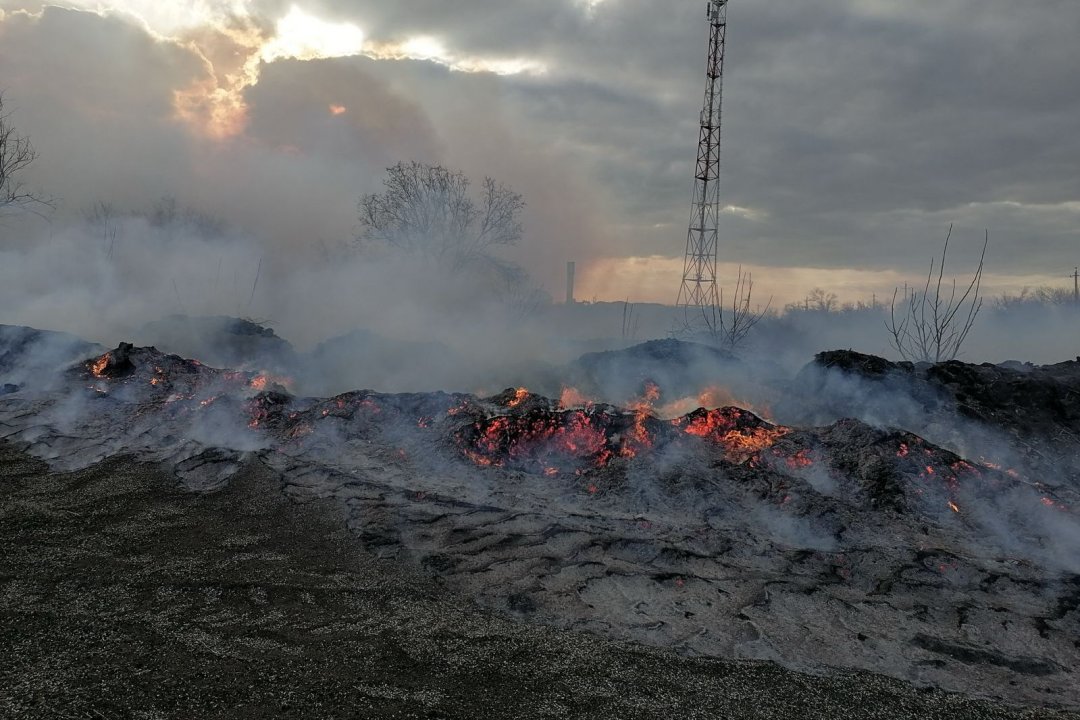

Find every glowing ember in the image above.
[948,500,960,513]
[897,443,909,458]
[508,388,530,408]
[674,407,789,463]
[90,353,111,378]
[784,448,814,470]
[457,409,618,472]
[950,460,979,475]
[447,402,471,416]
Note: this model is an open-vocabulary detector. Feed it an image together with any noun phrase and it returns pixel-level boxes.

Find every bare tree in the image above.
[132,195,227,239]
[0,93,50,217]
[357,162,524,276]
[807,287,839,312]
[886,225,987,363]
[84,201,120,257]
[995,285,1075,309]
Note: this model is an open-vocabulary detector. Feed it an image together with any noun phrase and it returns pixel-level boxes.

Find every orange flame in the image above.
[642,380,661,403]
[621,384,659,458]
[508,388,530,408]
[657,385,772,421]
[90,353,111,378]
[675,408,789,462]
[559,387,593,409]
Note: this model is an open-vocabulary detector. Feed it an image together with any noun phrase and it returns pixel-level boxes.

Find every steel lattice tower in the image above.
[677,0,728,312]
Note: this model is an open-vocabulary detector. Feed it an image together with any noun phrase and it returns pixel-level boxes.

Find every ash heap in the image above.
[2,325,1079,710]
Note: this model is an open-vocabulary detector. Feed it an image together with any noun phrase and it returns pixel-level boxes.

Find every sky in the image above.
[1,0,1078,307]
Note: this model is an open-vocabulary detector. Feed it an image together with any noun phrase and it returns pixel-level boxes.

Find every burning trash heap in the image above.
[1,326,1079,710]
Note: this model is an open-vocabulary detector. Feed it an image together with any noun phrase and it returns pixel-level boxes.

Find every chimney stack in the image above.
[566,262,576,305]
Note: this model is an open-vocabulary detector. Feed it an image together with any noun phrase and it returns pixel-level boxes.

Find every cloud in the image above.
[2,0,1078,304]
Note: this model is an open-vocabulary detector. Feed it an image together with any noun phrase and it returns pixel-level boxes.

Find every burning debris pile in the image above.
[782,350,1080,493]
[1,327,1079,710]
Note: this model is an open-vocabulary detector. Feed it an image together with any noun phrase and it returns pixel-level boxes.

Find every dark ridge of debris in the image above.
[568,338,742,404]
[815,349,915,377]
[782,350,1080,487]
[137,314,298,374]
[0,324,102,380]
[801,350,1080,443]
[86,341,136,378]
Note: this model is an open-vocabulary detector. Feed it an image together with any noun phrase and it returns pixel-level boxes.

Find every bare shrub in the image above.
[680,267,771,350]
[886,225,987,363]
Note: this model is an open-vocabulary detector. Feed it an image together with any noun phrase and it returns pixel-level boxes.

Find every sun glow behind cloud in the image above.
[36,0,257,33]
[364,35,548,77]
[14,1,547,139]
[259,5,365,63]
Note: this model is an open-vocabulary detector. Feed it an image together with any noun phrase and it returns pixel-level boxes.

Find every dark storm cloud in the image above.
[323,0,1080,273]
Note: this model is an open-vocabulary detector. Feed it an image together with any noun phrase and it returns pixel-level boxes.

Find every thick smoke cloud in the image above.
[0,5,610,292]
[0,1,1078,371]
[3,0,1079,300]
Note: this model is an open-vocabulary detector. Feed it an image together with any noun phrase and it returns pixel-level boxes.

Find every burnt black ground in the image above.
[1,441,1073,720]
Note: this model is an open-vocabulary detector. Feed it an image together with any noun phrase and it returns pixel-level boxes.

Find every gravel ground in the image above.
[1,441,1075,720]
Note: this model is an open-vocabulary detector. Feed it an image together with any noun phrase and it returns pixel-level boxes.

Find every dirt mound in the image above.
[0,325,102,390]
[137,315,298,375]
[784,351,1080,485]
[567,339,746,406]
[3,336,1080,709]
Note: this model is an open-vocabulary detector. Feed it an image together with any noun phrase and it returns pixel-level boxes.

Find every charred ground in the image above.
[4,443,1067,720]
[2,325,1079,713]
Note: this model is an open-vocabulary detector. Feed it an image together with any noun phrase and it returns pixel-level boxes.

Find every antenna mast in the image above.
[677,0,728,314]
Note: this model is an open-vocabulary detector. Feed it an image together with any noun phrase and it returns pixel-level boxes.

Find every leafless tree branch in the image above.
[357,162,524,277]
[885,225,987,363]
[0,93,52,218]
[676,267,772,350]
